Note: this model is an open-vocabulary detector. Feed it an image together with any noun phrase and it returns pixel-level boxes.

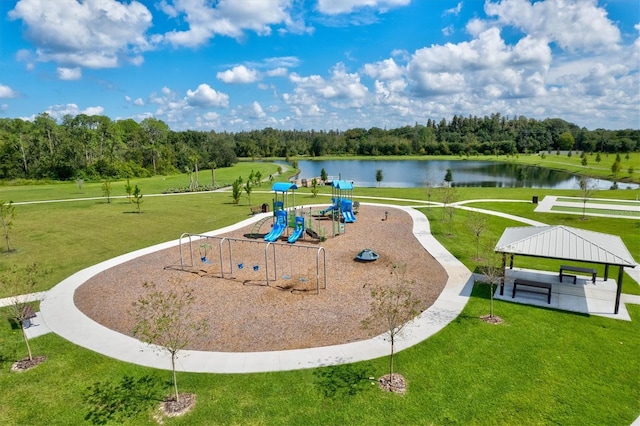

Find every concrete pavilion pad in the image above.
[494,267,631,321]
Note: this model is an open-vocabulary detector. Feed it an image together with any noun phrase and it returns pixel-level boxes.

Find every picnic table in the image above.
[559,265,597,284]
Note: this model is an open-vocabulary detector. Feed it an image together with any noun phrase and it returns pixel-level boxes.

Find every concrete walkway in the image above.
[39,204,474,374]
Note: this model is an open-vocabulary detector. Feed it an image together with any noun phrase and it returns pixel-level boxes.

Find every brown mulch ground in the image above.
[74,205,448,352]
[11,355,47,372]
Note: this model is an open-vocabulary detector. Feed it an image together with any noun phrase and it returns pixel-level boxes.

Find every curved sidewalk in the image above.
[40,204,474,374]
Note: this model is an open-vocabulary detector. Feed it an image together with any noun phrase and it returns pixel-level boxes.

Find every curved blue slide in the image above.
[341,199,356,223]
[287,217,305,244]
[264,211,287,242]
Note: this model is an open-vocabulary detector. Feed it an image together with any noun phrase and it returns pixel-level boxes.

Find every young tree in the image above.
[209,161,217,188]
[444,168,453,187]
[424,175,435,210]
[611,160,622,178]
[231,179,242,204]
[131,282,207,405]
[579,176,594,220]
[439,184,457,221]
[244,181,252,206]
[375,169,384,187]
[477,244,503,322]
[362,264,420,392]
[132,185,143,213]
[468,211,488,260]
[76,176,84,192]
[0,200,16,252]
[254,170,262,186]
[6,263,39,363]
[124,178,133,203]
[311,178,319,198]
[102,179,112,203]
[320,168,328,182]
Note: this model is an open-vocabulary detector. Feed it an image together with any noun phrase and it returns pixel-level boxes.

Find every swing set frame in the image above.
[178,233,327,294]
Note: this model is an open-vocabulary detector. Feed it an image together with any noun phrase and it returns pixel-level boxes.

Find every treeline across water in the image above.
[0,113,638,181]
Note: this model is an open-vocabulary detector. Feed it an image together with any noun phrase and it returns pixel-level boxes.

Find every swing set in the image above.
[178,233,327,294]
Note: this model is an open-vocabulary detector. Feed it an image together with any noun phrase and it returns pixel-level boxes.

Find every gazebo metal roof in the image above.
[495,225,636,267]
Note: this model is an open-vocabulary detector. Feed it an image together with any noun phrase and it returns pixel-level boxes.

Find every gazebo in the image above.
[495,225,637,314]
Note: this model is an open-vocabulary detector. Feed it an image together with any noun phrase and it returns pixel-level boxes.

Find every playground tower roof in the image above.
[332,180,353,190]
[272,182,298,192]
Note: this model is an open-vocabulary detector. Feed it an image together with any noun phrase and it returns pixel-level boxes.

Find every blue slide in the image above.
[264,211,287,242]
[287,217,305,244]
[320,197,340,215]
[341,199,356,223]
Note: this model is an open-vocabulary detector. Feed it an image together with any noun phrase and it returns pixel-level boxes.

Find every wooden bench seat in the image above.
[560,265,596,284]
[250,206,263,215]
[512,279,552,304]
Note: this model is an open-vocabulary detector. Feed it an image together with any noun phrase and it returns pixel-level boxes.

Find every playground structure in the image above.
[178,233,327,294]
[317,180,357,236]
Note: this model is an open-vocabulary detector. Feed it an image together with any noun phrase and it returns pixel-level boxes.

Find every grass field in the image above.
[551,205,640,217]
[1,160,639,425]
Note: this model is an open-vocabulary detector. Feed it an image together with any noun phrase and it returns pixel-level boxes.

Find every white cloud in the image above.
[57,67,82,80]
[484,0,621,52]
[9,0,153,69]
[185,84,230,107]
[265,67,288,77]
[44,103,104,120]
[251,101,267,118]
[286,63,368,109]
[317,0,410,15]
[217,65,260,83]
[407,27,550,98]
[362,58,404,80]
[443,2,463,16]
[161,0,294,47]
[134,98,145,106]
[0,84,19,99]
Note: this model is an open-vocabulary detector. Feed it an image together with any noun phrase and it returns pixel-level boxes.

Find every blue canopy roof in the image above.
[332,180,353,190]
[271,182,298,192]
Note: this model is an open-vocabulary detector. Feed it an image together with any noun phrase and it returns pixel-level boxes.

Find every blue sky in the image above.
[0,0,638,132]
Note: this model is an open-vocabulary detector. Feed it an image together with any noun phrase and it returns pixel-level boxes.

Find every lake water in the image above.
[289,159,638,190]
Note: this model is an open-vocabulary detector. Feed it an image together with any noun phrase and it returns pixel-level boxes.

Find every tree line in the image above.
[0,112,637,181]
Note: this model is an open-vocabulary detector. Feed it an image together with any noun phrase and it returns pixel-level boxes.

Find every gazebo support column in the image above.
[614,266,624,314]
[500,253,506,296]
[509,254,514,269]
[604,264,609,281]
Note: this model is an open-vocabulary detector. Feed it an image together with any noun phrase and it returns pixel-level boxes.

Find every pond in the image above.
[287,159,638,190]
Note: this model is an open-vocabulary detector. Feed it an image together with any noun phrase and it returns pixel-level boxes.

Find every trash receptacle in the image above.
[532,196,538,204]
[262,203,269,213]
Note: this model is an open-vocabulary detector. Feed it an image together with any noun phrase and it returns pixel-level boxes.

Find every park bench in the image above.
[559,265,597,284]
[250,206,262,215]
[512,279,552,304]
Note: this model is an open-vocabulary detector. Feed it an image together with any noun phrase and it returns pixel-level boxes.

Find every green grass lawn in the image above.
[1,288,638,425]
[551,205,640,217]
[556,197,640,205]
[0,162,283,203]
[1,163,639,425]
